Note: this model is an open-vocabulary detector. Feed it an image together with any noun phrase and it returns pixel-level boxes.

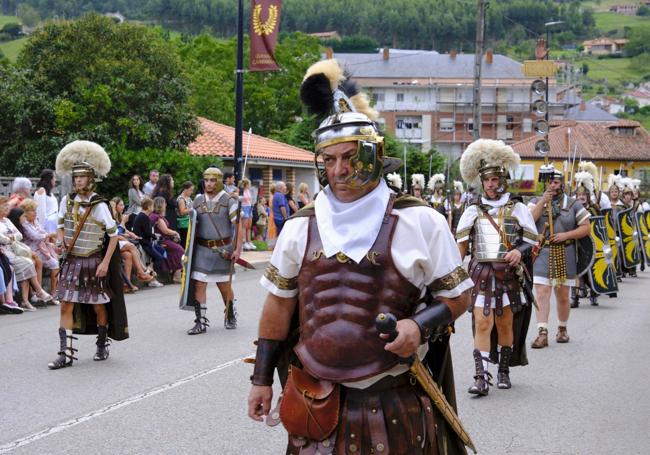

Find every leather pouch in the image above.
[279,365,340,441]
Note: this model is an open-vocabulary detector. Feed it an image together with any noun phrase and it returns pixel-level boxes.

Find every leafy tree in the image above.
[16,3,39,27]
[0,66,63,175]
[100,146,221,199]
[323,35,379,53]
[637,5,650,17]
[176,31,321,137]
[1,22,22,38]
[18,13,199,153]
[625,27,650,57]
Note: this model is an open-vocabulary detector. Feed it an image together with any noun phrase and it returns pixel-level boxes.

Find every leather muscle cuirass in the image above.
[295,213,421,383]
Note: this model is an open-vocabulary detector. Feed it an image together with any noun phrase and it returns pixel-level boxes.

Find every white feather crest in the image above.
[631,178,642,190]
[620,177,633,191]
[578,161,598,180]
[607,174,622,190]
[386,172,403,190]
[574,171,594,194]
[55,140,111,178]
[460,139,520,187]
[453,180,464,193]
[428,173,445,190]
[411,173,425,189]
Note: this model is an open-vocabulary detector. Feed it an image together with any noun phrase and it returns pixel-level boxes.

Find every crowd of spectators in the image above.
[0,168,311,316]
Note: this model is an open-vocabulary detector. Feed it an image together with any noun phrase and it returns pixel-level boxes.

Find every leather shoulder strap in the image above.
[393,195,430,210]
[289,202,315,219]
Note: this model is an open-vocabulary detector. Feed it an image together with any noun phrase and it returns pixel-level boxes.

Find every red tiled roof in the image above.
[189,117,315,164]
[512,120,650,161]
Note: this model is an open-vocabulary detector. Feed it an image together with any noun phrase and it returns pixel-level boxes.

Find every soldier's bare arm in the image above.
[248,293,297,422]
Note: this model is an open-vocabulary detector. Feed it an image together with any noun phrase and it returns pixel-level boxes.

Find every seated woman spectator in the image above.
[176,181,194,248]
[9,177,32,208]
[19,199,60,295]
[34,169,59,233]
[127,174,145,215]
[150,197,184,283]
[0,250,21,314]
[110,197,158,291]
[0,198,52,311]
[152,173,178,230]
[132,198,167,283]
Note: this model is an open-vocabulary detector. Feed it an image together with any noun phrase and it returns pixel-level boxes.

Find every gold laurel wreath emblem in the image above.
[253,4,278,36]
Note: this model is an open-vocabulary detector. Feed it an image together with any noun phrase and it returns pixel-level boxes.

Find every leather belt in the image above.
[197,237,231,248]
[542,239,573,248]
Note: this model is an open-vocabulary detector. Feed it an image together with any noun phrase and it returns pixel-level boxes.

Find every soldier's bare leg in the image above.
[217,281,237,329]
[92,304,110,361]
[532,284,551,348]
[469,307,494,396]
[554,285,571,343]
[495,306,514,389]
[48,301,76,370]
[188,280,209,335]
[93,303,108,326]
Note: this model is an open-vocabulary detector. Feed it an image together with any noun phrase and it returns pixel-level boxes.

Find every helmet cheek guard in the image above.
[346,140,384,189]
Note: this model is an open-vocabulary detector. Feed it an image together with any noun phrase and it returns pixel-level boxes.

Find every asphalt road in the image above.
[1,267,649,455]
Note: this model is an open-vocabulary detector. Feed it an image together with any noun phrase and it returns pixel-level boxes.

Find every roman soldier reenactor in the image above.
[428,174,446,217]
[49,141,128,370]
[247,59,476,455]
[529,165,590,348]
[180,166,243,333]
[456,139,537,395]
[411,173,426,200]
[446,181,466,236]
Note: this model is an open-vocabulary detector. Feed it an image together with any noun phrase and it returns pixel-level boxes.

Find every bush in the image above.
[99,147,222,199]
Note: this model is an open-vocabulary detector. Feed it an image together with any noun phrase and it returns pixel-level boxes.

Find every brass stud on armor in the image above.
[371,408,377,413]
[350,434,356,439]
[391,419,398,425]
[426,406,431,412]
[271,412,279,420]
[349,444,358,452]
[416,435,422,442]
[376,443,385,452]
[322,440,330,448]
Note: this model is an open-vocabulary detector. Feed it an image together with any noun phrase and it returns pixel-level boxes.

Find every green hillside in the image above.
[0,15,20,27]
[594,12,650,33]
[0,37,27,60]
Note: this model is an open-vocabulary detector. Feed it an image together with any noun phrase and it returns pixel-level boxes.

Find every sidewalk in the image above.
[240,249,272,268]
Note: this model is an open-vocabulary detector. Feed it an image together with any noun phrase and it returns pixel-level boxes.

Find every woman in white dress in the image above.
[34,170,59,234]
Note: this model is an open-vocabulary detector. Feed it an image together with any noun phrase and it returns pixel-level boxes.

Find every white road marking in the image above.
[0,354,252,454]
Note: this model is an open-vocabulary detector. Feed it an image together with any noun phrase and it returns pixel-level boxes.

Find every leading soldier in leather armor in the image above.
[455,139,538,396]
[529,166,590,348]
[247,60,474,455]
[49,141,128,370]
[184,167,243,333]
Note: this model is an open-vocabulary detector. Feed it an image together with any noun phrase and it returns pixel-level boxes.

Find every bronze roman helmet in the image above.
[55,141,111,195]
[300,59,400,189]
[203,167,224,193]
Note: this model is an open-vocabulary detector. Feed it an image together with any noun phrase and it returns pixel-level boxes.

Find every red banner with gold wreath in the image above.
[250,0,282,71]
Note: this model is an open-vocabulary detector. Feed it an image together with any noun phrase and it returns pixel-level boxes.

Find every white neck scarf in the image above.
[315,180,391,264]
[481,193,510,210]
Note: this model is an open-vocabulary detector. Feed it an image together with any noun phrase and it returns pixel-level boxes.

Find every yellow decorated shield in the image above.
[587,216,618,295]
[636,211,650,266]
[617,207,641,268]
[602,209,619,272]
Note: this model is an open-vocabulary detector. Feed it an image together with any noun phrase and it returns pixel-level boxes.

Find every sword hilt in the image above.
[375,313,414,364]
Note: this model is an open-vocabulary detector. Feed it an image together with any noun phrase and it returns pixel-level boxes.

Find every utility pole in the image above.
[472,0,487,140]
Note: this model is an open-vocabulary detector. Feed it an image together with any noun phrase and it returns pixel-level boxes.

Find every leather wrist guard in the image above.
[409,303,452,344]
[250,338,282,386]
[515,242,532,256]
